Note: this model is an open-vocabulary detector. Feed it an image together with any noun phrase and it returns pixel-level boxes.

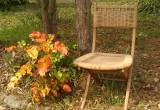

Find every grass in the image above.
[0,3,76,45]
[0,22,41,44]
[0,2,159,45]
[138,13,160,38]
[0,3,41,45]
[102,81,125,105]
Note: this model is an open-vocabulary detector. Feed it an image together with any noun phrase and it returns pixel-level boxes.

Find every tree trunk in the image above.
[40,0,50,34]
[40,0,57,34]
[75,0,92,54]
[48,0,57,34]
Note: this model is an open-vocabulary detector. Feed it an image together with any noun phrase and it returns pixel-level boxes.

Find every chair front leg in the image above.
[80,72,91,110]
[124,67,133,110]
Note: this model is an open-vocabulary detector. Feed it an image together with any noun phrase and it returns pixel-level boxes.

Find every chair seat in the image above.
[73,53,133,71]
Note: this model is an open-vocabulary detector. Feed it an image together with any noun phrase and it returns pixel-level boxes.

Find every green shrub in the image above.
[139,0,160,14]
[5,32,78,103]
[0,0,28,11]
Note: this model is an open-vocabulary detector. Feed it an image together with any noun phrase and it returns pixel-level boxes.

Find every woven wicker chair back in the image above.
[93,2,137,28]
[92,2,138,55]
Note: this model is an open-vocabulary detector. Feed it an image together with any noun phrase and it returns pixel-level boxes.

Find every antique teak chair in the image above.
[74,2,138,110]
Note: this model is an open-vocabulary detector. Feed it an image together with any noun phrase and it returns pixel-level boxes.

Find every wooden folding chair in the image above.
[74,2,138,110]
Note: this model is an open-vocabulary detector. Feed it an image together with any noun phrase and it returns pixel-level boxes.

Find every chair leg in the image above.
[80,73,91,110]
[124,68,133,110]
[91,73,102,85]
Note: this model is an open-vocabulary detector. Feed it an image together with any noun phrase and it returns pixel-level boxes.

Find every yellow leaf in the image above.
[15,72,23,79]
[10,76,18,83]
[7,76,19,90]
[20,64,32,75]
[7,82,15,90]
[26,46,38,60]
[48,34,55,43]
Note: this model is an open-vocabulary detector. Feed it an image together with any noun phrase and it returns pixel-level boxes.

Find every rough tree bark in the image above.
[75,0,92,54]
[40,0,57,34]
[48,0,57,33]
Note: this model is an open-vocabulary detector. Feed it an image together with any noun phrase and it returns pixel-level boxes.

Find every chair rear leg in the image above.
[124,68,133,110]
[80,73,91,110]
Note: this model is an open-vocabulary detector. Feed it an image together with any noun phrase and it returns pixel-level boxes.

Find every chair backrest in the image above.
[92,2,138,56]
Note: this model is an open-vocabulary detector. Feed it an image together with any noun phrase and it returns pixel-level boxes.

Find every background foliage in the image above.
[0,0,28,10]
[1,0,160,15]
[139,0,160,14]
[94,0,160,15]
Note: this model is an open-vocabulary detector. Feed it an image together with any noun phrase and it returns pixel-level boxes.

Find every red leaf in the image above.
[62,84,72,93]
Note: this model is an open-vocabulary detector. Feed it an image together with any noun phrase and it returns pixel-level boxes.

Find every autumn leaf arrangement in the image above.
[5,32,76,103]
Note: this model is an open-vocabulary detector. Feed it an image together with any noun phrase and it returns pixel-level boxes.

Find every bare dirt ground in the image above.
[130,37,160,110]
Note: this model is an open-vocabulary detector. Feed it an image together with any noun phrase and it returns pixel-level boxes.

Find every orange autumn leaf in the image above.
[53,41,68,56]
[5,45,16,52]
[37,55,52,76]
[62,84,72,93]
[29,31,41,39]
[30,32,46,43]
[34,33,46,43]
[31,83,41,103]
